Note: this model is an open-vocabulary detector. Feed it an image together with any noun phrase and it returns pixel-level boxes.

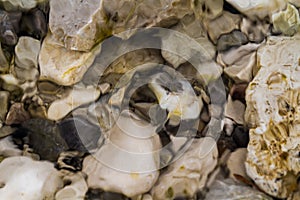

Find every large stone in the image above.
[245,36,300,198]
[49,0,107,51]
[39,34,100,86]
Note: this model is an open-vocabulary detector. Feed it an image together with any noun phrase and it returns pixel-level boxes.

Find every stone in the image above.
[0,136,21,157]
[205,179,272,200]
[204,11,241,44]
[14,36,40,81]
[0,43,9,72]
[151,137,218,200]
[83,110,161,197]
[232,126,249,148]
[240,18,269,43]
[0,0,48,11]
[226,148,248,181]
[5,102,30,125]
[272,4,300,36]
[191,0,223,20]
[0,156,63,200]
[217,30,248,52]
[226,0,287,20]
[289,0,300,7]
[49,0,107,51]
[225,95,245,125]
[0,91,9,122]
[0,9,18,45]
[245,36,300,198]
[230,83,248,102]
[39,34,100,86]
[47,85,100,121]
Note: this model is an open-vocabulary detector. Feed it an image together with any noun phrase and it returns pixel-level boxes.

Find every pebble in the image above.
[5,102,30,125]
[0,9,18,45]
[0,91,9,122]
[224,95,245,125]
[217,30,248,51]
[232,126,249,148]
[226,148,248,181]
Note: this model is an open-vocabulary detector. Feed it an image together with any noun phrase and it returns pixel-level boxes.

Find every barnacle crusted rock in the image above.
[245,36,300,198]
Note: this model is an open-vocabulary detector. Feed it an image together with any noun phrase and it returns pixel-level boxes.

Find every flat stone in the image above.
[39,34,100,86]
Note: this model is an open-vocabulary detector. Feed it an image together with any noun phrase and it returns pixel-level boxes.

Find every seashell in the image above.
[245,36,300,198]
[226,0,287,20]
[272,3,300,36]
[151,137,218,200]
[0,156,63,200]
[82,110,161,197]
[39,33,100,86]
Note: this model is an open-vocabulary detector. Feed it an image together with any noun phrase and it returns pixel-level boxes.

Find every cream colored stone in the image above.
[151,137,218,200]
[0,43,9,73]
[272,4,300,36]
[245,36,300,198]
[49,0,107,51]
[83,110,161,197]
[14,36,40,81]
[39,34,100,86]
[226,148,248,181]
[226,0,287,20]
[225,95,245,125]
[0,0,47,11]
[191,0,223,20]
[47,85,100,121]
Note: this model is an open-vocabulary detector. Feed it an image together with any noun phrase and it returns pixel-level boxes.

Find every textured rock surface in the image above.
[49,0,106,51]
[39,34,100,86]
[245,36,300,198]
[151,137,218,200]
[0,156,63,200]
[0,0,47,11]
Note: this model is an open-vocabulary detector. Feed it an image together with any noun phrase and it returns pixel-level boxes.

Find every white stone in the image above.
[151,137,218,200]
[0,156,63,200]
[39,34,100,86]
[83,110,161,197]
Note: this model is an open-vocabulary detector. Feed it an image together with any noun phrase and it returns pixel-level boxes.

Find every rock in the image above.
[151,137,218,200]
[225,95,245,125]
[0,136,21,157]
[55,172,88,200]
[0,91,9,122]
[217,30,248,52]
[272,4,300,36]
[49,0,107,51]
[226,0,287,20]
[0,43,9,72]
[232,126,249,148]
[39,34,100,86]
[0,0,48,11]
[161,14,215,68]
[289,0,300,7]
[205,179,272,200]
[0,126,16,138]
[0,9,18,45]
[83,110,161,197]
[56,151,84,172]
[223,117,235,136]
[85,189,130,200]
[0,156,63,200]
[230,83,248,102]
[21,118,69,162]
[5,102,30,125]
[226,148,248,181]
[245,36,300,198]
[191,0,223,20]
[58,117,101,153]
[240,18,270,43]
[14,36,40,81]
[20,8,47,40]
[47,85,100,121]
[204,11,241,44]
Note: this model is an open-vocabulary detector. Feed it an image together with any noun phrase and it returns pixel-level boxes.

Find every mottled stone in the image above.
[227,148,248,181]
[0,91,9,122]
[245,36,300,198]
[0,9,18,45]
[39,34,100,86]
[240,18,269,43]
[0,0,48,11]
